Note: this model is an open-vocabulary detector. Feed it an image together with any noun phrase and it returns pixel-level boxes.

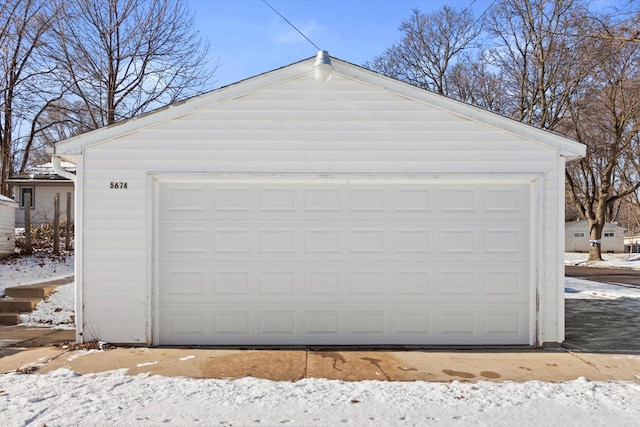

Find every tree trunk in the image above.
[587,219,604,261]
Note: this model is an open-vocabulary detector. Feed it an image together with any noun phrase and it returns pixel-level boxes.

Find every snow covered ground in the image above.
[2,253,640,426]
[565,252,640,269]
[566,277,640,300]
[0,253,74,295]
[0,253,75,328]
[19,282,75,329]
[1,367,639,426]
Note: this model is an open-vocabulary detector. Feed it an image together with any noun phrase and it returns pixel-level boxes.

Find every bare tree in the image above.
[27,98,95,166]
[486,0,593,129]
[448,51,510,114]
[50,0,214,129]
[564,17,640,260]
[366,5,481,95]
[0,0,58,196]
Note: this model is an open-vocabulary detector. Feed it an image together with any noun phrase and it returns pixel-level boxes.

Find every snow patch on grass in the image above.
[565,277,640,300]
[565,252,640,270]
[19,283,75,329]
[0,253,74,295]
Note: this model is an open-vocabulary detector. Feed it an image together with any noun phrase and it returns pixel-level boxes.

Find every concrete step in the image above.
[5,285,58,299]
[0,299,42,313]
[0,313,21,325]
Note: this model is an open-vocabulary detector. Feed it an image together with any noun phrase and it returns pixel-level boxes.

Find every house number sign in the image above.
[109,182,128,189]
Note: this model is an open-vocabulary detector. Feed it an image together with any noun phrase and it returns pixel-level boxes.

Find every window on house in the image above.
[604,232,615,237]
[574,232,585,238]
[21,187,34,208]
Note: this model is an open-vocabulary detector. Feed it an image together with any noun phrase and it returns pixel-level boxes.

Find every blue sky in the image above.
[189,0,496,88]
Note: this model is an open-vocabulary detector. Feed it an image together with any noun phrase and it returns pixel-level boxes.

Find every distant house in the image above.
[565,220,625,253]
[624,235,640,253]
[7,162,75,228]
[0,195,18,258]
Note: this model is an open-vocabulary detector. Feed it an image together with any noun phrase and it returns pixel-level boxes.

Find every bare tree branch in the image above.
[49,0,215,128]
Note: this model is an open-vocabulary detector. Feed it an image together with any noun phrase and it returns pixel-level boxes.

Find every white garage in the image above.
[52,53,585,347]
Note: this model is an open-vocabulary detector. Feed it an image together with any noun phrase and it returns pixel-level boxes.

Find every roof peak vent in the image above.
[314,50,333,82]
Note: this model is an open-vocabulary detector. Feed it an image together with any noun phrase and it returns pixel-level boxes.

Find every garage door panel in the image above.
[159,220,529,261]
[161,269,207,296]
[485,188,527,212]
[159,261,529,303]
[159,302,529,345]
[158,179,532,345]
[159,182,530,220]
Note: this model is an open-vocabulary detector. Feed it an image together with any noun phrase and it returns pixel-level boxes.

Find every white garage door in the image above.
[157,177,532,346]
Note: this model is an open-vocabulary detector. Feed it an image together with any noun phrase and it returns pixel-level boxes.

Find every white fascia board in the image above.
[332,59,586,160]
[53,59,316,156]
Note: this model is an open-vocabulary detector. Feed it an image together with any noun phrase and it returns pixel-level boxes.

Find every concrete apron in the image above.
[2,347,640,382]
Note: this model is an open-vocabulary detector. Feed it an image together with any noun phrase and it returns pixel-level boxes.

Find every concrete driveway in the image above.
[565,266,640,353]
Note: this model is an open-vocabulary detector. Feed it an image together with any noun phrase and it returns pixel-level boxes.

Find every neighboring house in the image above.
[7,162,75,228]
[51,52,585,348]
[565,221,625,253]
[0,195,18,258]
[624,235,640,253]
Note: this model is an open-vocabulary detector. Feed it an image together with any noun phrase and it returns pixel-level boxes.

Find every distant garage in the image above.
[51,53,585,347]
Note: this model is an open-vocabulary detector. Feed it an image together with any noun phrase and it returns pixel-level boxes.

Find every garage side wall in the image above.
[77,74,564,345]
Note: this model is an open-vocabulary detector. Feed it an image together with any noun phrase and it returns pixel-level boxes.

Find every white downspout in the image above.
[50,155,77,183]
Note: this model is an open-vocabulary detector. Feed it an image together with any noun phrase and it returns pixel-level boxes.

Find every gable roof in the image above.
[53,54,586,161]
